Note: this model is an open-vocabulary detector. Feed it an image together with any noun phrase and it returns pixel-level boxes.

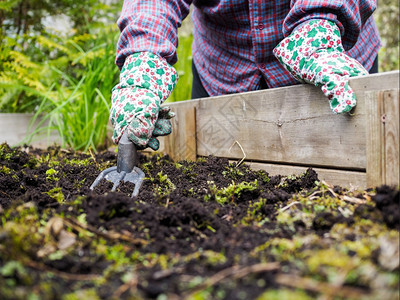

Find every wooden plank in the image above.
[196,82,362,169]
[157,100,199,161]
[366,91,383,186]
[383,91,400,187]
[244,161,366,189]
[195,71,399,170]
[366,90,400,188]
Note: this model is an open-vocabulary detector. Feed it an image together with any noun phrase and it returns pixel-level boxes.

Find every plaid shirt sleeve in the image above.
[116,1,380,96]
[284,0,377,50]
[115,0,192,69]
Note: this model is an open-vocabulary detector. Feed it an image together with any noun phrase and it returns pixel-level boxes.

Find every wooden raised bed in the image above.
[159,71,400,189]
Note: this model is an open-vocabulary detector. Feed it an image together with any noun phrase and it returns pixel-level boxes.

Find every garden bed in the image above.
[161,71,400,189]
[0,143,399,299]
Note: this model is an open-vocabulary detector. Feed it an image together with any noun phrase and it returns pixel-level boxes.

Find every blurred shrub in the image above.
[0,0,120,113]
[27,27,119,151]
[0,1,121,151]
[168,33,193,103]
[375,0,399,71]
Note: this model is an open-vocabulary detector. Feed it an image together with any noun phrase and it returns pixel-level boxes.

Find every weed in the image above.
[45,187,65,204]
[45,168,59,181]
[205,180,258,205]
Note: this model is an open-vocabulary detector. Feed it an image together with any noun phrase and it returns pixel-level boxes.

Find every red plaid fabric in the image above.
[116,0,381,96]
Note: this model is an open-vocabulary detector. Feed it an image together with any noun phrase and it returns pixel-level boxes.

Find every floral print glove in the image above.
[273,19,368,113]
[110,52,178,150]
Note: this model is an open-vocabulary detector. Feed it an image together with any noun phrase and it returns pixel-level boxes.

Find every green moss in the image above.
[241,198,268,225]
[1,165,12,174]
[2,209,44,262]
[252,236,307,262]
[45,168,59,181]
[183,250,227,267]
[45,187,65,203]
[62,289,100,300]
[155,171,176,197]
[104,244,132,266]
[176,160,198,181]
[253,169,271,184]
[65,158,91,167]
[306,248,356,273]
[0,260,27,277]
[257,288,313,300]
[205,180,258,205]
[222,163,245,180]
[24,157,39,169]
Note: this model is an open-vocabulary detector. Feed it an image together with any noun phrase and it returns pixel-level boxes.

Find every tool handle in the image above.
[117,131,139,173]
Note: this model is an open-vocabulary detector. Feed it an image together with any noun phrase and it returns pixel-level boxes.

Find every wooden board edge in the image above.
[366,89,400,189]
[240,161,367,190]
[157,101,198,161]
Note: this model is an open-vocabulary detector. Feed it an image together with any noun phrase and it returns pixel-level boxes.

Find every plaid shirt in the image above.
[116,0,381,96]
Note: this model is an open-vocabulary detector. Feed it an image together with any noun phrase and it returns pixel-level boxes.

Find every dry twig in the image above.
[64,217,148,246]
[229,140,246,167]
[340,195,367,204]
[112,275,138,299]
[279,201,301,212]
[184,262,280,298]
[88,148,100,169]
[275,274,369,299]
[0,190,10,198]
[24,259,100,281]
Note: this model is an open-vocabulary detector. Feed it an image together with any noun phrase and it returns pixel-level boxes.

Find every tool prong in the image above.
[111,171,126,192]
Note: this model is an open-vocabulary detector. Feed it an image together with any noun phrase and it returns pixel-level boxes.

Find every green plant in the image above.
[205,180,258,205]
[25,28,119,151]
[0,1,121,112]
[167,33,193,102]
[0,1,193,150]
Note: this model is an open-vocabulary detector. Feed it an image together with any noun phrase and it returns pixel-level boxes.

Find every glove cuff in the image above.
[114,51,178,103]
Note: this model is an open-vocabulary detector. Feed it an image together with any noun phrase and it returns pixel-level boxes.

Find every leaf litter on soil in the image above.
[0,142,399,300]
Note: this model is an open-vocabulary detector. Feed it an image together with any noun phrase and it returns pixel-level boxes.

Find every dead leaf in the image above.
[45,217,64,237]
[57,229,76,250]
[37,244,57,258]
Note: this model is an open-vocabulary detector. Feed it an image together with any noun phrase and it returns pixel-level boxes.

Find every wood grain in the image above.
[366,89,400,188]
[158,99,199,161]
[194,71,399,170]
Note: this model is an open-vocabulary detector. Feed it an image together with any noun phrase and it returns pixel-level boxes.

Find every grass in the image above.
[25,30,193,151]
[167,33,193,103]
[25,29,119,152]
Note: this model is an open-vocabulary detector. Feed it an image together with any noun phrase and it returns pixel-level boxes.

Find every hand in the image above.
[146,106,176,151]
[110,52,178,150]
[274,19,368,113]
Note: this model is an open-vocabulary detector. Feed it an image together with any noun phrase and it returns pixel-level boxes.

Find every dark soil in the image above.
[0,143,398,300]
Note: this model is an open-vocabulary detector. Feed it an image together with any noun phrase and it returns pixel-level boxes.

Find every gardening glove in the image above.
[110,52,178,150]
[273,19,369,114]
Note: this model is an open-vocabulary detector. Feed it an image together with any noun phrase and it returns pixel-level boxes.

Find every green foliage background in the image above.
[0,1,398,150]
[375,0,399,72]
[0,0,121,112]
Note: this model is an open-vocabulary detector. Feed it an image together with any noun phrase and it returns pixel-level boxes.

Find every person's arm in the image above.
[274,0,377,113]
[116,0,192,68]
[110,1,192,150]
